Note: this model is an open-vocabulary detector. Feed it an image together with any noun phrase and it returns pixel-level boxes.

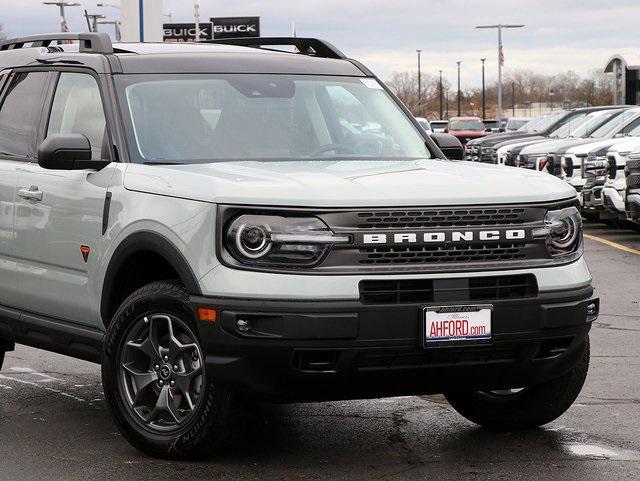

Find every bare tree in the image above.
[387,67,614,119]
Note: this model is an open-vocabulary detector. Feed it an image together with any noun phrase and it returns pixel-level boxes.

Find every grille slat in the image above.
[356,207,526,229]
[359,274,537,305]
[359,242,527,266]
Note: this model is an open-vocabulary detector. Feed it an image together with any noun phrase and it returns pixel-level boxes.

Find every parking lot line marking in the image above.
[584,234,640,256]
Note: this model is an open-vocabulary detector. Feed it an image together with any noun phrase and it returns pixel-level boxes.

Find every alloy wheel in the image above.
[118,313,204,432]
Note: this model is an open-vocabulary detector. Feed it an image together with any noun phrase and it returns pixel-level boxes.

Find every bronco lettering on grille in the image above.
[362,229,526,245]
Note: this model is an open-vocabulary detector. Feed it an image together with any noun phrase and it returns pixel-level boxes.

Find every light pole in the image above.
[194,0,201,42]
[456,61,462,116]
[416,49,422,116]
[439,70,443,119]
[43,1,80,32]
[481,58,486,120]
[476,24,525,122]
[511,82,516,116]
[98,20,121,41]
[86,13,106,33]
[96,2,120,9]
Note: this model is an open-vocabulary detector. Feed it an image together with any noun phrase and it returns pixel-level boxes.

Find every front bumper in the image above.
[626,192,640,219]
[192,286,597,402]
[602,187,626,215]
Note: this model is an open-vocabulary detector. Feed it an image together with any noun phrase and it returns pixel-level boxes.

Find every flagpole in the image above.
[475,24,524,122]
[497,26,502,122]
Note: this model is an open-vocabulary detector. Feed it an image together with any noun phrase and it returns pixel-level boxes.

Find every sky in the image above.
[2,0,640,87]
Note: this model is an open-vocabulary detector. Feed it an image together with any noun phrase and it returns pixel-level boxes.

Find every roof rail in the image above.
[205,37,346,60]
[0,32,113,54]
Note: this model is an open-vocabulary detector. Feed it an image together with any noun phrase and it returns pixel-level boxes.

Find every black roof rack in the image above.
[0,32,113,54]
[205,37,346,60]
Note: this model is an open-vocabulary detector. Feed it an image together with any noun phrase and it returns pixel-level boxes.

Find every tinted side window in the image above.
[47,73,107,160]
[0,72,48,158]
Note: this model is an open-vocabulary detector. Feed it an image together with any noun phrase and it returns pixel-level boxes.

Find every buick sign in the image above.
[163,23,213,42]
[211,16,260,39]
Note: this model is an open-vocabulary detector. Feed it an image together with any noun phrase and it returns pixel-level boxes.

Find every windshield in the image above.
[116,74,430,164]
[529,111,565,132]
[590,111,640,138]
[552,110,620,139]
[449,119,484,131]
[416,118,432,132]
[506,119,529,131]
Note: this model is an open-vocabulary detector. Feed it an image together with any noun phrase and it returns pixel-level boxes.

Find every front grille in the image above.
[354,207,526,229]
[312,201,576,273]
[359,274,537,305]
[358,242,526,266]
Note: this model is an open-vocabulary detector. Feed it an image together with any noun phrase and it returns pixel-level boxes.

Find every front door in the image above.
[12,71,114,326]
[0,71,49,311]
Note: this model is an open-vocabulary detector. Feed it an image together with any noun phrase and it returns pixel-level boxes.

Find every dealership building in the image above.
[605,53,640,105]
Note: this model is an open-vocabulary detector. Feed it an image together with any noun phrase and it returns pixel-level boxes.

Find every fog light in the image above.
[237,319,251,332]
[586,303,598,317]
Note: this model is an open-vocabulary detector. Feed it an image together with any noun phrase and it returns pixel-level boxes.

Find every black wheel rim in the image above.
[479,387,527,399]
[118,313,205,433]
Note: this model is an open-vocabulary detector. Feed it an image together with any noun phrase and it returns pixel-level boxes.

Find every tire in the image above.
[444,337,589,429]
[0,351,4,371]
[625,159,640,172]
[627,174,640,189]
[102,281,235,459]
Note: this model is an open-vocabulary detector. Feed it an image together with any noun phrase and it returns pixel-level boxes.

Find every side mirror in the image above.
[607,157,617,179]
[564,157,574,178]
[547,156,562,177]
[37,134,110,170]
[431,132,464,160]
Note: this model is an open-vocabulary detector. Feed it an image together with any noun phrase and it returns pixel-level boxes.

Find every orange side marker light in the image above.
[80,245,90,263]
[198,307,217,322]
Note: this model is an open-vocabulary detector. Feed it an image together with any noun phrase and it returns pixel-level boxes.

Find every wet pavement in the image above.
[0,222,638,481]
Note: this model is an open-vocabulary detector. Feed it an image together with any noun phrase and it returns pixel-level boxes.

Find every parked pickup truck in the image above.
[625,151,640,221]
[447,116,487,146]
[0,33,598,460]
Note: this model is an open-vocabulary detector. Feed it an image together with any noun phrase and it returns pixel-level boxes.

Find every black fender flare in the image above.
[100,231,202,324]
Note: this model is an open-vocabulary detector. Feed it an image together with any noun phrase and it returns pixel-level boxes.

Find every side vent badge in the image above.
[80,245,90,263]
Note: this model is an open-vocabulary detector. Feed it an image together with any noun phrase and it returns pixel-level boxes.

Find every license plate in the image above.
[423,305,492,348]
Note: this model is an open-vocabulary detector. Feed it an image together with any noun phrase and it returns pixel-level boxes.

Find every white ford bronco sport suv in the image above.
[0,33,598,459]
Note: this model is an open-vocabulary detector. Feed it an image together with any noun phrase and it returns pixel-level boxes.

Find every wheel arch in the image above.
[100,231,202,327]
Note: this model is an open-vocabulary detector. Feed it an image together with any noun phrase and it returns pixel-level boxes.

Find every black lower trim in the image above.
[0,304,103,363]
[191,285,597,402]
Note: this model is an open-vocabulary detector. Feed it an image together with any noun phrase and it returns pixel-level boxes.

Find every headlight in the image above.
[533,207,583,257]
[225,214,350,267]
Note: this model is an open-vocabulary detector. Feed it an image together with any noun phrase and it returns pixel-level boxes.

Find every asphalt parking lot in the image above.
[0,222,638,481]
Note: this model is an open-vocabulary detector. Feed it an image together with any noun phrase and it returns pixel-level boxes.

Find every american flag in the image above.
[499,43,504,67]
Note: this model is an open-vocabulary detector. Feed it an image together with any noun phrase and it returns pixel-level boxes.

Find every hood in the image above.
[471,132,542,148]
[501,138,550,155]
[520,137,597,156]
[608,137,640,153]
[492,134,546,150]
[450,130,486,138]
[123,159,576,208]
[566,138,623,156]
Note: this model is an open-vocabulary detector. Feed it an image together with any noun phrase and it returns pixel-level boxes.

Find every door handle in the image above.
[18,186,43,201]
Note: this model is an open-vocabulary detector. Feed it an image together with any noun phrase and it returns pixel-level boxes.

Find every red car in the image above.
[446,116,487,147]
